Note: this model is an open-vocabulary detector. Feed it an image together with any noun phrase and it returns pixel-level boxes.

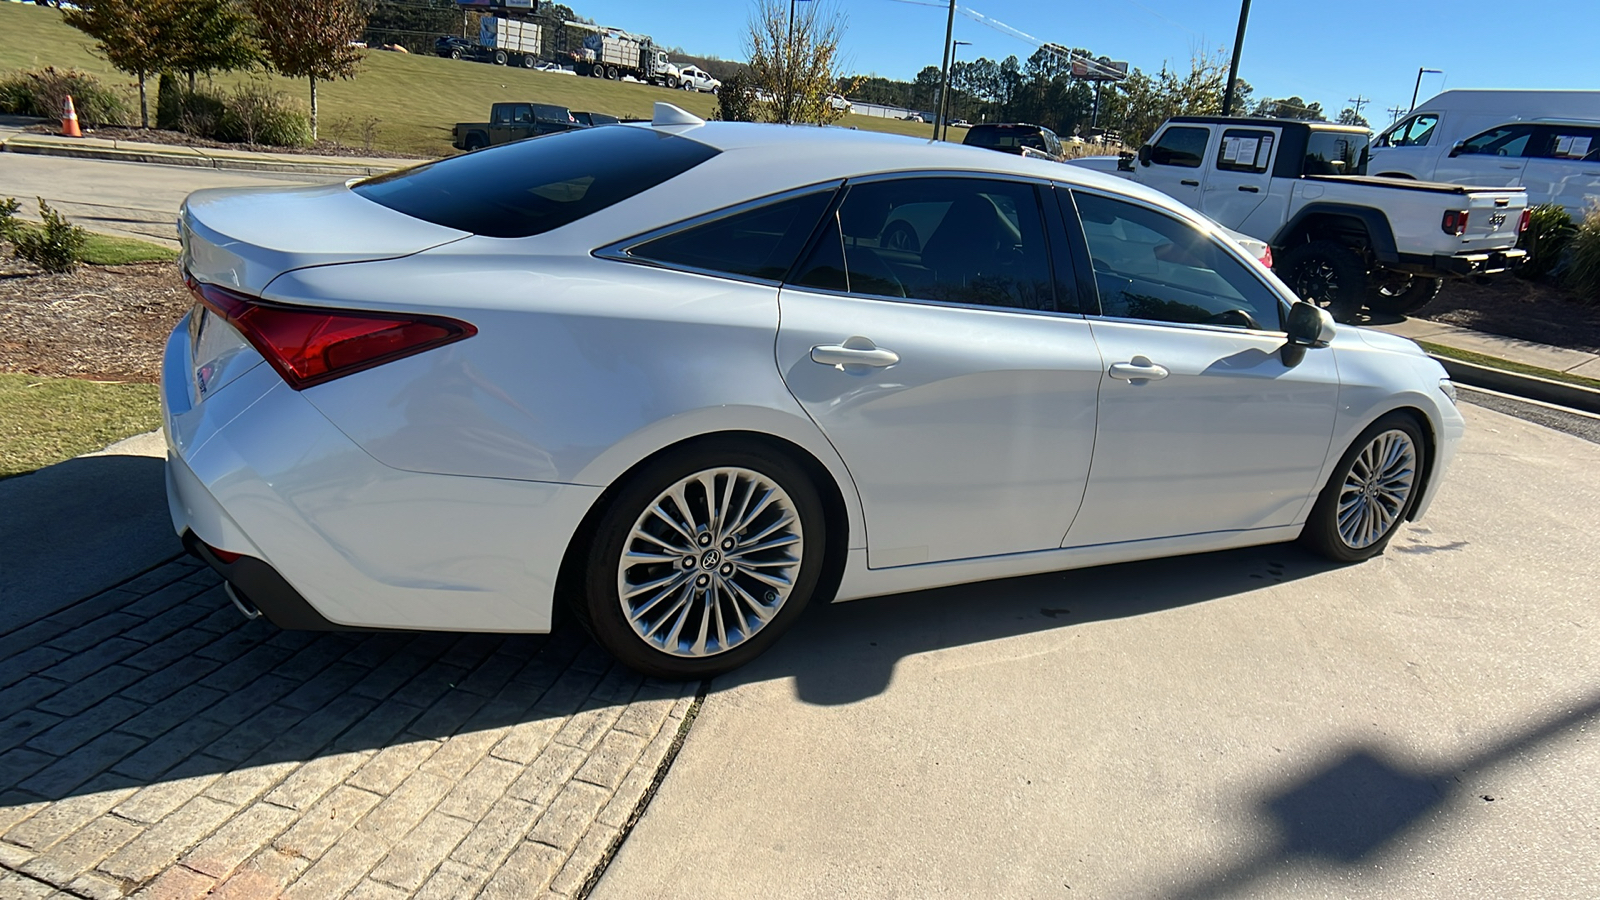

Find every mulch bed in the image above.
[0,257,187,383]
[23,122,430,159]
[0,252,1597,384]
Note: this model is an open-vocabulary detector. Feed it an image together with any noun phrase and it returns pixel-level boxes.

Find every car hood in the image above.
[180,182,470,295]
[1352,326,1430,357]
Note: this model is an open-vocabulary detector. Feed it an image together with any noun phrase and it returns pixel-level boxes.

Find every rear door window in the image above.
[1457,124,1538,158]
[1215,128,1274,173]
[1149,126,1210,168]
[1532,126,1600,161]
[353,126,719,238]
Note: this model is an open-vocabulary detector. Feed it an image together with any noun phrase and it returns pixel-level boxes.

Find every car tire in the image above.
[463,134,487,151]
[1366,274,1443,316]
[449,49,462,60]
[880,220,921,252]
[1300,412,1427,563]
[1276,240,1367,323]
[575,439,828,679]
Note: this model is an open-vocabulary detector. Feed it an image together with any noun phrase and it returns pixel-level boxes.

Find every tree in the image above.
[744,0,846,125]
[1252,96,1325,121]
[63,0,179,128]
[248,0,370,140]
[1337,106,1370,128]
[167,0,260,90]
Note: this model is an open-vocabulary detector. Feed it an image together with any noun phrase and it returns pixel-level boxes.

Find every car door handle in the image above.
[1181,179,1200,186]
[1238,185,1260,192]
[811,341,900,369]
[1107,356,1170,382]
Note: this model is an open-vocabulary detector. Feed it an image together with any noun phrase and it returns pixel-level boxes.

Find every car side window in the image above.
[623,189,837,282]
[1149,126,1210,168]
[1458,124,1537,157]
[1379,114,1438,148]
[790,177,1057,313]
[492,106,512,126]
[1072,191,1283,332]
[1532,127,1600,161]
[1215,129,1274,173]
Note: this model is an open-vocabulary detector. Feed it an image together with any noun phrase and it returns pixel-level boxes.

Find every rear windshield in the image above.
[353,126,719,238]
[964,126,1046,152]
[1305,130,1370,176]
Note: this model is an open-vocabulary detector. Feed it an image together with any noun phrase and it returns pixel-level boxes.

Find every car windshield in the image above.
[353,126,718,238]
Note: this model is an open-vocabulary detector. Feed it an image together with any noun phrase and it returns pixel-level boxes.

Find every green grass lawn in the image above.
[0,373,160,479]
[1416,341,1600,391]
[79,232,177,265]
[0,3,944,157]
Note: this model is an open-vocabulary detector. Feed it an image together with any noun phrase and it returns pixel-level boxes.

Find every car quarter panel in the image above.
[261,251,869,548]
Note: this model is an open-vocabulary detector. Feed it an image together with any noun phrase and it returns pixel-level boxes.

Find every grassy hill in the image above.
[0,3,939,157]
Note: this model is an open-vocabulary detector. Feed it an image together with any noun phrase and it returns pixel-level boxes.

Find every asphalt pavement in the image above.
[596,399,1600,899]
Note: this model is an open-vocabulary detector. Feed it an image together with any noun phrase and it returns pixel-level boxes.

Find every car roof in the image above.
[1168,115,1370,136]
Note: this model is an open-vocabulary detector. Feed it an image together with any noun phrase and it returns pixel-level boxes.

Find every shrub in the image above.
[1518,203,1576,281]
[217,82,312,147]
[0,67,135,127]
[3,198,89,274]
[1565,204,1600,304]
[156,76,228,139]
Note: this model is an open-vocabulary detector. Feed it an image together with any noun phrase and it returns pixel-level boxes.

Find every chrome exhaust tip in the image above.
[224,582,261,620]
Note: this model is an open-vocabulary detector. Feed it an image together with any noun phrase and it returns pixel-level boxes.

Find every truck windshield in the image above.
[353,126,718,238]
[1305,131,1370,176]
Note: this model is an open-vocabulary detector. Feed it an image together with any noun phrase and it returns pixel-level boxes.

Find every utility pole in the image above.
[1347,95,1369,117]
[1221,0,1252,115]
[933,0,956,140]
[1386,105,1406,124]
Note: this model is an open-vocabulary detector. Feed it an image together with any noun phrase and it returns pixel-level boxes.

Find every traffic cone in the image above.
[61,95,81,138]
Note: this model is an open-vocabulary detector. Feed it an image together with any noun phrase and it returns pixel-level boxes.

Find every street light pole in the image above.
[1221,0,1251,115]
[1411,67,1442,111]
[938,40,971,141]
[933,0,956,140]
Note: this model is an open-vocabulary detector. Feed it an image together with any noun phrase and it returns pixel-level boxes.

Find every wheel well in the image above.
[1386,406,1437,521]
[1279,213,1374,256]
[552,431,851,622]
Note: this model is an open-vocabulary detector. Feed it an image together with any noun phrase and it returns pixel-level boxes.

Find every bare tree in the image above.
[744,0,846,125]
[248,0,370,140]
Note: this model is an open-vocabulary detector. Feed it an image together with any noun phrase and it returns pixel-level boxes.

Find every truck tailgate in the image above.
[1457,189,1527,252]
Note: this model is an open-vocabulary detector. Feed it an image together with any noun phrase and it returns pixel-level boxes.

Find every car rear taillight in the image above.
[186,278,476,390]
[1518,208,1532,234]
[1441,209,1470,236]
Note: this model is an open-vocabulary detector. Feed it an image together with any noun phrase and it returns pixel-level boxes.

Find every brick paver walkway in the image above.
[0,556,698,899]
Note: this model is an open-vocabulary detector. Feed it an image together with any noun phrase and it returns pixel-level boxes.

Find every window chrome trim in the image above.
[593,180,845,286]
[1063,184,1293,334]
[779,281,1089,322]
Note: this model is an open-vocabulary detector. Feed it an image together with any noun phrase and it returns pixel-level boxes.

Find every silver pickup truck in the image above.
[1070,116,1529,319]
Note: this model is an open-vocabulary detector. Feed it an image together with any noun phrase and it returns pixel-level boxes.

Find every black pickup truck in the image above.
[452,102,583,151]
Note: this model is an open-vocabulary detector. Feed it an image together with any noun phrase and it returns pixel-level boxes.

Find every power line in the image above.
[1347,95,1368,116]
[1387,105,1407,123]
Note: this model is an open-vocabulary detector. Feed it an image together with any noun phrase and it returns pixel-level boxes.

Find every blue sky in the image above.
[576,0,1598,126]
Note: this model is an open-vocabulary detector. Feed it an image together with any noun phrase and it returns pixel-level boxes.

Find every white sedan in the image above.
[165,103,1463,678]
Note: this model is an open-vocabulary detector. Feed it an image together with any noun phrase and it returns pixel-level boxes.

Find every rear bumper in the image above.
[182,530,351,630]
[1395,248,1527,278]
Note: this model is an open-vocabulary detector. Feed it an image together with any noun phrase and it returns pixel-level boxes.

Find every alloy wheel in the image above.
[616,467,804,658]
[1336,429,1417,549]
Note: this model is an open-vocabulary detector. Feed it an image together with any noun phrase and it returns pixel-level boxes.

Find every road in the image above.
[596,398,1600,899]
[0,151,343,245]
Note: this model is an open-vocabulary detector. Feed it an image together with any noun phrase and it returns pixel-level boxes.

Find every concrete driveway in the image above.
[596,401,1600,899]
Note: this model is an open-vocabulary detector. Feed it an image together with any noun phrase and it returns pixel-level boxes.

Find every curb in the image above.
[1,136,405,177]
[1431,355,1600,416]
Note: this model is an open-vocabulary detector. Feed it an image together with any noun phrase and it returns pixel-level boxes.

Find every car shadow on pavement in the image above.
[740,543,1342,706]
[1160,690,1600,899]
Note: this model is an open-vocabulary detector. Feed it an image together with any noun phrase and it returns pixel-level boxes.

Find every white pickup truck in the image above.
[1070,116,1530,318]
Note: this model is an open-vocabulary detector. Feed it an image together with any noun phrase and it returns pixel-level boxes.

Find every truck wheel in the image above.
[493,50,508,66]
[606,66,618,80]
[1366,274,1444,316]
[666,75,680,89]
[464,134,487,151]
[521,55,536,68]
[1276,240,1367,323]
[590,66,602,78]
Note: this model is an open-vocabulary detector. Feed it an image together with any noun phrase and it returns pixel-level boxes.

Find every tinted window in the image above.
[1531,126,1600,161]
[1073,192,1283,331]
[964,125,1048,153]
[625,189,836,282]
[1150,126,1209,168]
[1216,128,1274,173]
[1305,130,1369,175]
[791,177,1056,312]
[354,127,718,238]
[1457,124,1537,157]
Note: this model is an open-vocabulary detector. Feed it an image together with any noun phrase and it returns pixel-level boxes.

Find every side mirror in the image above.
[1448,141,1465,158]
[1138,144,1152,166]
[1286,301,1336,348]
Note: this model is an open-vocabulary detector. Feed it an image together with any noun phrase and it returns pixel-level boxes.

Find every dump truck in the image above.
[565,24,681,86]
